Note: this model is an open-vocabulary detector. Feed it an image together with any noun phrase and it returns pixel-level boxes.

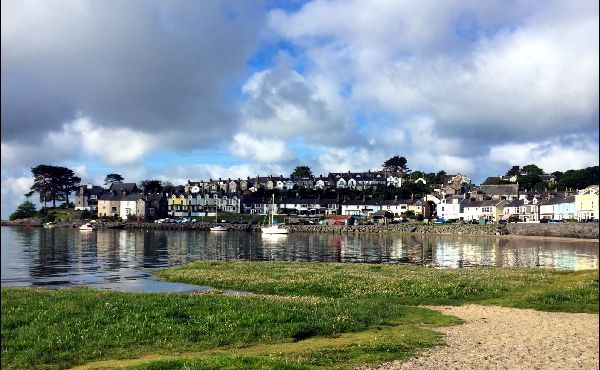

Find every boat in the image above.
[209,206,228,232]
[79,223,96,231]
[43,222,57,228]
[209,225,228,232]
[261,194,288,234]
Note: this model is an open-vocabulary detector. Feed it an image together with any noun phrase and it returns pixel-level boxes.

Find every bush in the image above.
[9,201,37,221]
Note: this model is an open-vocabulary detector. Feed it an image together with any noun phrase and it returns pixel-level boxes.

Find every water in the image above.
[1,227,598,292]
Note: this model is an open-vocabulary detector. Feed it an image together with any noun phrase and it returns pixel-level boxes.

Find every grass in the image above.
[158,261,599,313]
[2,262,597,370]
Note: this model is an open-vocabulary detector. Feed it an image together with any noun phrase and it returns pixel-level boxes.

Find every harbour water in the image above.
[1,226,597,292]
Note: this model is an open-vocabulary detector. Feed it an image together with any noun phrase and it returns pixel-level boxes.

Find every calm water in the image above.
[1,226,598,292]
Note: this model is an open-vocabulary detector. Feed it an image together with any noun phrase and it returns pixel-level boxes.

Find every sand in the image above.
[370,305,599,370]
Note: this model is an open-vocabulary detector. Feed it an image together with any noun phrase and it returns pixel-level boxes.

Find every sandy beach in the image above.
[370,304,599,370]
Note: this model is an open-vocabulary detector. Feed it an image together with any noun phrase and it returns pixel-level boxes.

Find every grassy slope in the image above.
[2,262,597,370]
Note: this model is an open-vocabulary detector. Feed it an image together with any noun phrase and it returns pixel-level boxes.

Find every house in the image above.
[437,195,469,221]
[97,193,122,218]
[576,185,599,221]
[75,184,105,211]
[538,195,576,220]
[372,210,394,224]
[463,200,506,222]
[504,196,541,222]
[136,193,168,220]
[120,194,141,220]
[168,192,188,217]
[341,199,381,217]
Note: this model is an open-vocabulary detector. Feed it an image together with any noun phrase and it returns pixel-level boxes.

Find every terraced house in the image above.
[576,185,599,221]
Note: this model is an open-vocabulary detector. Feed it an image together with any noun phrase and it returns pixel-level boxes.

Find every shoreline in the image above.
[2,220,598,241]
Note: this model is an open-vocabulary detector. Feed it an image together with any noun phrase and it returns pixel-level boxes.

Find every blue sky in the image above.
[1,0,598,219]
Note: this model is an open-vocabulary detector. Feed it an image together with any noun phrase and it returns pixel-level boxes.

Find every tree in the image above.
[290,166,313,179]
[104,173,124,186]
[521,164,544,176]
[9,201,37,221]
[482,177,511,185]
[26,165,80,208]
[506,166,520,177]
[382,155,409,174]
[139,179,163,194]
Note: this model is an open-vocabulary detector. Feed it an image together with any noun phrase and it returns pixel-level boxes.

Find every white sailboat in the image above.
[261,194,288,234]
[209,205,227,231]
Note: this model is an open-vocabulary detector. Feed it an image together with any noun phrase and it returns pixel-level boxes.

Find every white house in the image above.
[120,194,140,220]
[437,195,469,220]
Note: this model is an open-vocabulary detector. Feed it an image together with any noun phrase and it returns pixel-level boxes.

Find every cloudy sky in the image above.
[2,0,598,218]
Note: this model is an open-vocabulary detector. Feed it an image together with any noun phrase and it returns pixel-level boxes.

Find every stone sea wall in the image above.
[3,219,598,239]
[117,221,599,239]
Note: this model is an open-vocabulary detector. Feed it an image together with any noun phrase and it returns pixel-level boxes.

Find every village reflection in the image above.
[1,227,598,291]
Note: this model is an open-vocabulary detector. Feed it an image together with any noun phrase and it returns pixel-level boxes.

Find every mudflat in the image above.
[372,304,599,370]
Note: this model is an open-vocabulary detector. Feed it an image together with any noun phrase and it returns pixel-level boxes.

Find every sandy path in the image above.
[373,305,599,370]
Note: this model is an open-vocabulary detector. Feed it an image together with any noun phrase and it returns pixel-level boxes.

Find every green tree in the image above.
[104,174,124,186]
[26,165,80,208]
[139,180,163,194]
[521,164,544,176]
[290,166,313,179]
[555,166,599,190]
[9,201,37,221]
[382,155,409,174]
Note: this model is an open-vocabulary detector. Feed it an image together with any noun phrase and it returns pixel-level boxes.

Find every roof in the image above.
[325,215,353,220]
[108,183,138,193]
[479,184,519,196]
[505,199,524,207]
[464,200,500,208]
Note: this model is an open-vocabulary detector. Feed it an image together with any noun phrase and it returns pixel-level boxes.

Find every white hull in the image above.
[209,225,228,232]
[261,225,288,234]
[79,224,95,231]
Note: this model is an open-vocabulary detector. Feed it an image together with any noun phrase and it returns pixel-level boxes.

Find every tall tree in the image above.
[25,165,80,208]
[290,166,313,179]
[382,155,409,174]
[104,173,124,186]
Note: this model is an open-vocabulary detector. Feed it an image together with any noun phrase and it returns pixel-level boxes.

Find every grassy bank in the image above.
[158,262,599,313]
[2,263,598,370]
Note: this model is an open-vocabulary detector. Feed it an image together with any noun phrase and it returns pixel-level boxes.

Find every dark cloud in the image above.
[1,0,264,147]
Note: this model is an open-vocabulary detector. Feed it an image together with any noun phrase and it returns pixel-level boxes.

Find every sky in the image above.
[1,0,599,219]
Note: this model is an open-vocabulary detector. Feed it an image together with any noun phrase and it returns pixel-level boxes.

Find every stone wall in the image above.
[5,219,597,239]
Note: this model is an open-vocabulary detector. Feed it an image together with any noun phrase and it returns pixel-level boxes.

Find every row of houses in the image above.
[183,171,413,194]
[77,180,598,222]
[435,185,599,222]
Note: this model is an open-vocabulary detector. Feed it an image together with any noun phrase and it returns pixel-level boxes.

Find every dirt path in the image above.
[372,305,599,370]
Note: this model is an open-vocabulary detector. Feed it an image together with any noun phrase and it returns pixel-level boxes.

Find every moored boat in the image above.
[79,223,96,231]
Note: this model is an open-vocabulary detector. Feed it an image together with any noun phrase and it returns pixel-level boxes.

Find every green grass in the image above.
[1,287,459,370]
[158,261,599,313]
[2,262,597,370]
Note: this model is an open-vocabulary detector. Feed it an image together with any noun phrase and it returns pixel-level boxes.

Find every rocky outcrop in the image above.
[1,218,43,227]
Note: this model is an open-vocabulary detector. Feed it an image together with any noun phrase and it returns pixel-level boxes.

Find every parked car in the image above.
[498,220,507,225]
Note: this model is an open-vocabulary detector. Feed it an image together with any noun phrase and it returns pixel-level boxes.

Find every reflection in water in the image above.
[1,227,598,292]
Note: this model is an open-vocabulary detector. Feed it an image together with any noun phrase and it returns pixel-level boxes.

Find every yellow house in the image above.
[575,185,599,221]
[168,193,188,217]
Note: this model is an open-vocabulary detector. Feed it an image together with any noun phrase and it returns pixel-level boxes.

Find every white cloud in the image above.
[1,175,33,219]
[267,0,599,174]
[230,133,293,163]
[489,136,600,173]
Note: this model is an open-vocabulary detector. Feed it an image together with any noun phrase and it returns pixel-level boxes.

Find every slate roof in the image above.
[108,183,138,193]
[479,184,519,196]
